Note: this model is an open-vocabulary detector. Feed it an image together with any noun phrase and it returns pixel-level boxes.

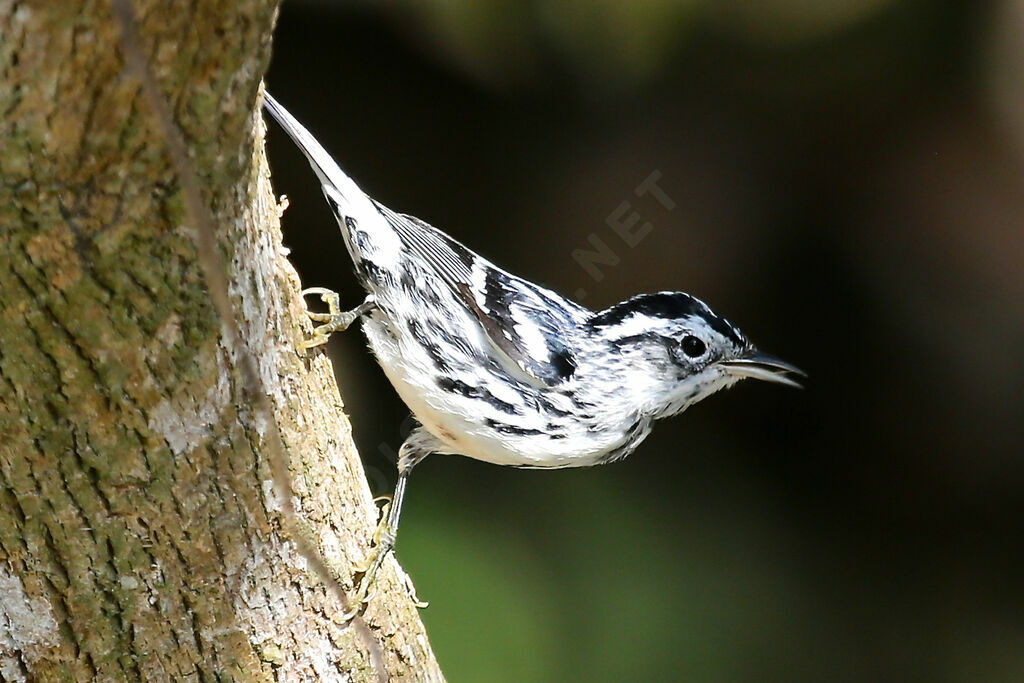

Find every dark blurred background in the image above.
[264,1,1024,680]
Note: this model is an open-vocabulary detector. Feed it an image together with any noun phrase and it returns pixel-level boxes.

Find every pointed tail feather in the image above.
[262,91,402,272]
[263,93,356,195]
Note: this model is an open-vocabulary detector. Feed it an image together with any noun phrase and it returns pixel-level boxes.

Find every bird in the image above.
[262,91,804,612]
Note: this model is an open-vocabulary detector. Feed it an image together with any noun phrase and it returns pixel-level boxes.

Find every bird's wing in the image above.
[376,203,585,387]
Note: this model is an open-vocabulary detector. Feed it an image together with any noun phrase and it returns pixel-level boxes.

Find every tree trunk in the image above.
[0,1,442,679]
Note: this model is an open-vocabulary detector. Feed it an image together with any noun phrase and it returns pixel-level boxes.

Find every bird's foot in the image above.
[341,503,427,620]
[299,288,374,349]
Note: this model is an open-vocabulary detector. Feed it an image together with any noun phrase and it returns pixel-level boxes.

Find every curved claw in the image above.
[301,287,341,322]
[301,286,340,301]
[398,567,429,609]
[300,334,331,350]
[339,601,361,622]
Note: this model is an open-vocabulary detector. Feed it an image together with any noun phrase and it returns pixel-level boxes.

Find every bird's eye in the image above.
[680,335,706,358]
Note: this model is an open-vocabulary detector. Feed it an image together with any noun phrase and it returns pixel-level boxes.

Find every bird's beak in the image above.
[719,350,806,389]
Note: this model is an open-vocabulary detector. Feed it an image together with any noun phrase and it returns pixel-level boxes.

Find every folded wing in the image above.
[376,204,587,387]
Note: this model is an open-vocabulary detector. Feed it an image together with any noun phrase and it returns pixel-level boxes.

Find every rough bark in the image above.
[0,1,442,680]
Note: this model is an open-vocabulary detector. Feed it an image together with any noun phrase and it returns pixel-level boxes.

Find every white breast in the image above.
[360,316,633,469]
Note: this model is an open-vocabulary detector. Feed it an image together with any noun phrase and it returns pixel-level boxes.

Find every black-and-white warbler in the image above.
[263,92,804,610]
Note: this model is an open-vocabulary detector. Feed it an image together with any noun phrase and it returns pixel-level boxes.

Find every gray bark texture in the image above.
[0,1,443,680]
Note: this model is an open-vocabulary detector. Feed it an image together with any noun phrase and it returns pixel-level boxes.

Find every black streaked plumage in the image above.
[590,292,745,347]
[262,91,803,613]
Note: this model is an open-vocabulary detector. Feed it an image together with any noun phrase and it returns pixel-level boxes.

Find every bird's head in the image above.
[588,292,803,419]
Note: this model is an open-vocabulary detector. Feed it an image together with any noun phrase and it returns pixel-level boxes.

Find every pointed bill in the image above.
[720,351,805,388]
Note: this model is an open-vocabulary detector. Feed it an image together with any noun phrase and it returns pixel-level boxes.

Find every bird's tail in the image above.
[262,91,401,273]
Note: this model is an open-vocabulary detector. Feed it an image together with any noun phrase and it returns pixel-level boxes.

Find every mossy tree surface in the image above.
[0,1,441,679]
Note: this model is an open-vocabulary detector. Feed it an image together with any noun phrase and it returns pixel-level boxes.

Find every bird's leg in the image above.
[346,471,428,616]
[345,429,436,617]
[300,287,375,349]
